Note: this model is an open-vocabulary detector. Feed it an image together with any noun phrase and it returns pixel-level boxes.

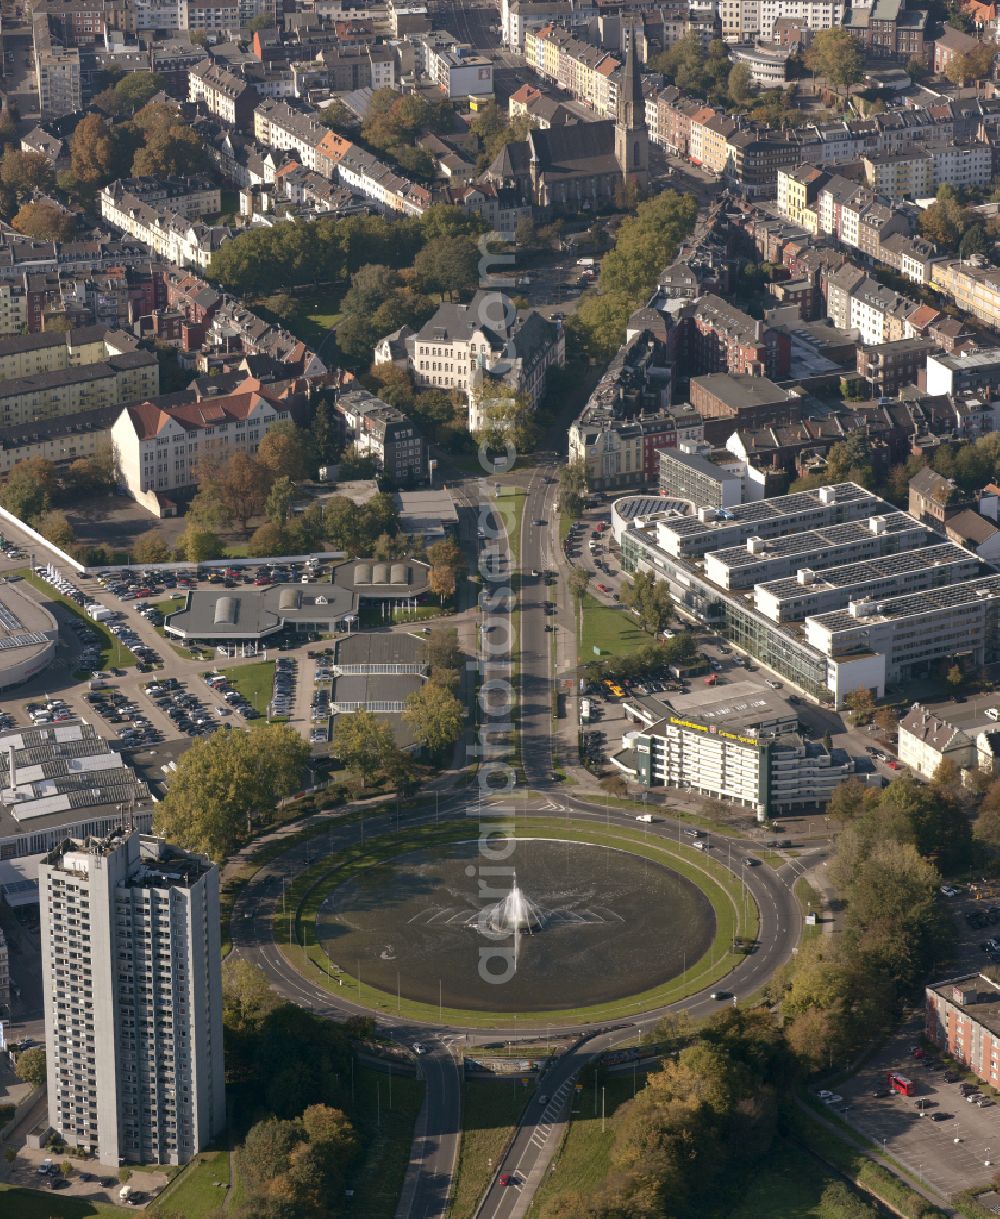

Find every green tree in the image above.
[558,458,588,519]
[946,663,963,689]
[568,567,590,606]
[818,1181,878,1219]
[412,234,479,299]
[154,723,308,858]
[474,384,536,452]
[36,509,75,550]
[14,1047,46,1087]
[248,521,293,556]
[319,99,354,129]
[69,113,122,185]
[620,571,673,635]
[222,959,279,1033]
[258,423,312,482]
[728,62,754,105]
[0,149,54,199]
[265,476,297,526]
[213,452,273,531]
[177,525,223,563]
[844,687,876,724]
[805,27,864,92]
[425,626,462,686]
[332,708,400,785]
[133,531,171,564]
[404,680,464,758]
[919,184,968,253]
[131,102,209,178]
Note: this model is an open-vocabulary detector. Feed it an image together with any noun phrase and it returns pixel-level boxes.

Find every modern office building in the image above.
[39,831,225,1166]
[658,447,743,511]
[612,681,854,817]
[619,481,1000,705]
[0,723,152,862]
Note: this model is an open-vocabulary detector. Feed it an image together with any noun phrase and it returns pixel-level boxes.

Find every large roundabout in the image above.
[276,816,760,1028]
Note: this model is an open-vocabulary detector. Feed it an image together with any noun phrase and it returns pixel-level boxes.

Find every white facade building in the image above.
[112,389,292,514]
[39,831,225,1167]
[718,0,844,40]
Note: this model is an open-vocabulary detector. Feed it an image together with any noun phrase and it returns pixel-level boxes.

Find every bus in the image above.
[888,1072,913,1096]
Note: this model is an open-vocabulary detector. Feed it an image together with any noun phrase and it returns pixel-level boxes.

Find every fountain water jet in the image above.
[482,872,546,934]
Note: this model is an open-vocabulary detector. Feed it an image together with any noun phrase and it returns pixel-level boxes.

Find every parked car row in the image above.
[27,698,73,725]
[271,658,297,717]
[145,678,217,737]
[0,533,27,561]
[86,688,161,747]
[202,671,261,720]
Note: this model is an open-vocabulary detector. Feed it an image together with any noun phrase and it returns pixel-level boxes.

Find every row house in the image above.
[686,294,791,380]
[188,60,258,130]
[100,184,231,270]
[253,99,326,171]
[334,145,430,215]
[932,260,1000,332]
[524,23,621,117]
[863,143,993,197]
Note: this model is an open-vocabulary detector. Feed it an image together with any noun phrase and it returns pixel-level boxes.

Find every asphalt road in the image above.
[518,463,560,787]
[229,787,803,1218]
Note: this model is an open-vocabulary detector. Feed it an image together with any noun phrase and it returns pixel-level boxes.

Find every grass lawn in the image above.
[254,296,343,352]
[348,1065,424,1219]
[153,595,186,619]
[221,660,276,714]
[793,876,823,942]
[529,1071,642,1218]
[580,594,650,661]
[0,1185,120,1217]
[150,1149,229,1217]
[16,568,136,671]
[449,1080,529,1218]
[493,485,527,565]
[725,1139,836,1218]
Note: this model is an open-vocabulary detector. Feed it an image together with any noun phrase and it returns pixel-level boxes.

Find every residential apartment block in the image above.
[718,0,844,41]
[112,387,294,514]
[40,831,225,1167]
[927,974,1000,1092]
[335,387,427,484]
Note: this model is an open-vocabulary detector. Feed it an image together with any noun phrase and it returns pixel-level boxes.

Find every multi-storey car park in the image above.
[618,482,1000,706]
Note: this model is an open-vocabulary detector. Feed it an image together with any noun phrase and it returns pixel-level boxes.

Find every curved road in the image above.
[229,463,804,1219]
[229,792,802,1217]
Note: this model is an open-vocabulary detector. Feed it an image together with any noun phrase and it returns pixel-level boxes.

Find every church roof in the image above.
[527,121,617,180]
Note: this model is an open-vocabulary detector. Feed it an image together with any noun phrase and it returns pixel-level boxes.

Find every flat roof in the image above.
[661,483,881,541]
[757,542,978,601]
[334,558,430,599]
[709,513,925,571]
[663,680,798,729]
[930,974,1000,1041]
[660,447,741,483]
[809,574,1000,633]
[333,673,424,704]
[613,495,690,522]
[167,582,357,639]
[335,631,426,667]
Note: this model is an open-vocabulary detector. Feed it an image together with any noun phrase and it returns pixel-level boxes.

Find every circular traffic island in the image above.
[285,819,757,1028]
[316,838,714,1013]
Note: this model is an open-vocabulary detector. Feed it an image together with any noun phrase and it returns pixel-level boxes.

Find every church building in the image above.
[481,26,649,215]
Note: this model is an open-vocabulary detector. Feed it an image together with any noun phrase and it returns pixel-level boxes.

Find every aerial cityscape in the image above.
[4,0,1000,1215]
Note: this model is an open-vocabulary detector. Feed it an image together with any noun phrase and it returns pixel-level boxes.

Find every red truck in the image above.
[888,1072,914,1096]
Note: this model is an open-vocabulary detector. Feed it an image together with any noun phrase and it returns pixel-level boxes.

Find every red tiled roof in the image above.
[126,391,267,440]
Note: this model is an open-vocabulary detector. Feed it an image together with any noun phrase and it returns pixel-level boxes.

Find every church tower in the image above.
[615,21,649,193]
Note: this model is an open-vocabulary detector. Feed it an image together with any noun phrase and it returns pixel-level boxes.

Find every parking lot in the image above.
[833,1023,1000,1198]
[8,1145,170,1209]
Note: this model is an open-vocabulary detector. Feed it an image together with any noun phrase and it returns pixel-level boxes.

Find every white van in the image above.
[987,707,1000,721]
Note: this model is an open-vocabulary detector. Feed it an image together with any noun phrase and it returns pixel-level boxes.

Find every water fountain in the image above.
[481,872,546,935]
